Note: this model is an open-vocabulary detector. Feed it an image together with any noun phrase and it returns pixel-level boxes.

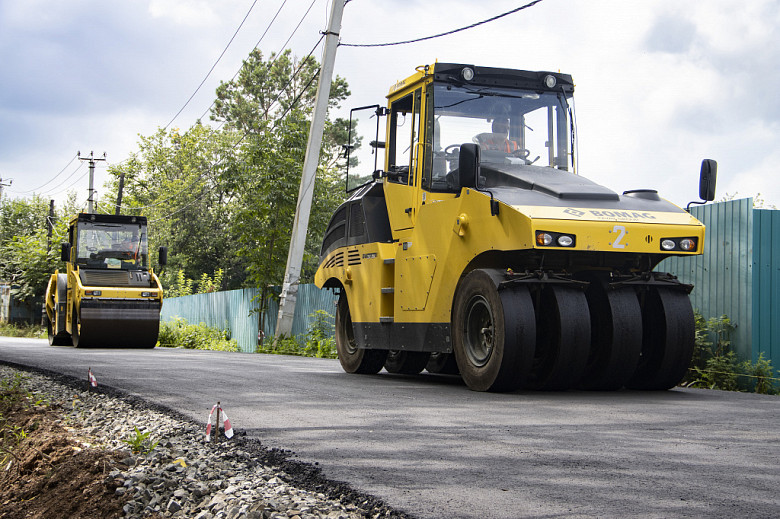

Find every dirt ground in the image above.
[0,385,129,519]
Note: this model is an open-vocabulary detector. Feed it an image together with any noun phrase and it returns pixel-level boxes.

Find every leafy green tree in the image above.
[210,49,353,317]
[0,194,49,246]
[102,123,246,289]
[0,193,80,303]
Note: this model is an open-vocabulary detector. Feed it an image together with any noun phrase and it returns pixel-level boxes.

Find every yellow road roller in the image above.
[45,213,166,348]
[315,63,716,392]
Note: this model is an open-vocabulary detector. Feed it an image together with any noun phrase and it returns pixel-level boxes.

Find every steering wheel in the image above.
[510,148,531,159]
[444,144,460,159]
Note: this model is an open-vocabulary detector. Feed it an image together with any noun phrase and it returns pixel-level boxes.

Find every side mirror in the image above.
[60,243,70,262]
[699,159,717,202]
[458,143,480,189]
[158,246,168,266]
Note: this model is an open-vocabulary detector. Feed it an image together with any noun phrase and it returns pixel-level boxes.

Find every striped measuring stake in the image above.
[205,402,233,441]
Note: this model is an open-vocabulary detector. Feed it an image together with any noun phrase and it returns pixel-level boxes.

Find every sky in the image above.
[1,0,779,211]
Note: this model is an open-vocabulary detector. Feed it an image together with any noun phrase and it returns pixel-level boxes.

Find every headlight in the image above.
[536,232,553,246]
[461,67,474,81]
[679,238,696,251]
[660,237,697,252]
[557,235,573,247]
[544,74,557,89]
[536,231,575,247]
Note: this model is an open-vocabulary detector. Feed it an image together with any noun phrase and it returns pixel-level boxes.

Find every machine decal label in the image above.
[512,205,699,224]
[610,225,627,249]
[363,253,377,259]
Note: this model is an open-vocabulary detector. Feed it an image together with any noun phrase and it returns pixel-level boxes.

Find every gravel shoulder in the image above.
[0,364,413,519]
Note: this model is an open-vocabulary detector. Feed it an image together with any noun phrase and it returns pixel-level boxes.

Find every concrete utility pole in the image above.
[274,0,345,340]
[0,177,11,199]
[78,151,106,214]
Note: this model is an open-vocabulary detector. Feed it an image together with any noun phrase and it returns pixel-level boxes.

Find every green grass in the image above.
[0,322,45,339]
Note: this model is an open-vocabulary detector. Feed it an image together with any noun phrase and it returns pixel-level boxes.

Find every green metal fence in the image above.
[752,208,780,364]
[660,198,780,365]
[161,285,337,353]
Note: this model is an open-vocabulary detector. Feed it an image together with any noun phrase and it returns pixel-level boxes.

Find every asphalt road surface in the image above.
[2,337,779,518]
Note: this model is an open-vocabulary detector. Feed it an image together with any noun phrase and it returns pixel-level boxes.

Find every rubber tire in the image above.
[46,315,71,347]
[579,277,642,390]
[426,352,460,375]
[452,269,535,392]
[385,350,431,374]
[335,293,387,374]
[72,306,87,348]
[526,285,590,391]
[627,287,695,390]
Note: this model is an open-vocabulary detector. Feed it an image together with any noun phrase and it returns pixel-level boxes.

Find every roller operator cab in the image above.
[44,213,167,348]
[315,63,717,392]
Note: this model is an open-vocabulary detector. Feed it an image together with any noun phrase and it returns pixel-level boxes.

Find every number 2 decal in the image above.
[611,225,626,249]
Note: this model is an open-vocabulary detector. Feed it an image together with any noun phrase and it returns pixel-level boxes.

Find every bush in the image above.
[686,313,779,394]
[157,318,239,352]
[257,310,337,359]
[0,322,45,339]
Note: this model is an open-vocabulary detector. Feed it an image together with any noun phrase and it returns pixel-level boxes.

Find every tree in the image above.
[0,194,49,246]
[0,194,78,302]
[211,50,353,289]
[102,123,247,290]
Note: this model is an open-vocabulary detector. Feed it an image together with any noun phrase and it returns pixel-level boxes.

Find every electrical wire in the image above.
[123,34,326,215]
[196,0,292,124]
[148,66,322,223]
[30,161,86,197]
[10,154,78,194]
[121,0,325,216]
[340,0,545,47]
[207,0,319,129]
[163,0,261,131]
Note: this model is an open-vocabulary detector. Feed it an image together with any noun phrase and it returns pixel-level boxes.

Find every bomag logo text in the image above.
[588,210,656,219]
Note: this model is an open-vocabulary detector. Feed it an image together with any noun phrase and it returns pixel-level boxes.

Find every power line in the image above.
[163,0,261,131]
[340,0,546,47]
[122,0,326,216]
[149,65,323,224]
[27,161,86,197]
[123,35,326,215]
[196,0,292,124]
[10,154,78,194]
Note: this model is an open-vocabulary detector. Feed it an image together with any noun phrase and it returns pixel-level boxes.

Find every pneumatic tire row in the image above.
[335,268,695,393]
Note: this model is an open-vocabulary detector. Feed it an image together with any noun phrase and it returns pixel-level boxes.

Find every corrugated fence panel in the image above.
[659,199,753,360]
[262,284,338,339]
[752,209,780,363]
[161,288,260,353]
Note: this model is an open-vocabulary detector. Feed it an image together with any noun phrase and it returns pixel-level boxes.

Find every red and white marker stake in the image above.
[88,368,98,388]
[205,403,234,441]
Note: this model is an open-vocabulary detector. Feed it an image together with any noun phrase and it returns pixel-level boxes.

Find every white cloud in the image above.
[2,0,779,210]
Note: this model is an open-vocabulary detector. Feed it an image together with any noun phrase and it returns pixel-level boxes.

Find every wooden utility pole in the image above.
[115,171,125,215]
[78,151,106,214]
[47,200,55,251]
[274,0,345,340]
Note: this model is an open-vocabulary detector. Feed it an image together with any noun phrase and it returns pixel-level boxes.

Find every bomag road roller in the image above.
[315,63,717,392]
[45,213,167,348]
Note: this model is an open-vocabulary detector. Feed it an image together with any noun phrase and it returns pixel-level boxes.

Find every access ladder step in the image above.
[379,316,394,323]
[381,287,395,294]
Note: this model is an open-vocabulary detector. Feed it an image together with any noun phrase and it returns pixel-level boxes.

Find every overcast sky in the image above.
[2,0,778,210]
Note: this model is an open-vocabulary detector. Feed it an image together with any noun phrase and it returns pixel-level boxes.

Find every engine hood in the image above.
[480,163,688,217]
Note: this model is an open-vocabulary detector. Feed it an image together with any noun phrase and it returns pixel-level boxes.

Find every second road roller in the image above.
[45,213,167,348]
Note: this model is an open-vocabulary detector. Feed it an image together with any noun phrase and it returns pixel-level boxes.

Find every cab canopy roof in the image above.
[70,213,148,226]
[388,62,574,97]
